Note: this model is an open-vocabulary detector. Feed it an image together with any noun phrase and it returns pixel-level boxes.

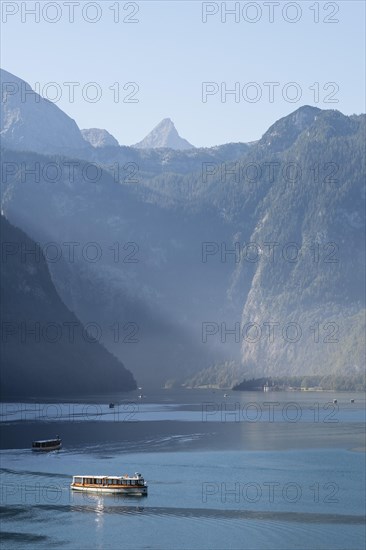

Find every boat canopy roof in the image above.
[73,474,143,480]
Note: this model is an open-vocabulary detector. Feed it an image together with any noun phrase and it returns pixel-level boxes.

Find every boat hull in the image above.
[71,484,147,496]
[32,444,62,452]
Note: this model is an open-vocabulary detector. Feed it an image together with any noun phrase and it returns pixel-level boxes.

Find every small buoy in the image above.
[350,399,355,403]
[333,399,337,404]
[109,403,115,409]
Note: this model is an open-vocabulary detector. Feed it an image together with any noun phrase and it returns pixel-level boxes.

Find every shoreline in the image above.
[1,388,364,404]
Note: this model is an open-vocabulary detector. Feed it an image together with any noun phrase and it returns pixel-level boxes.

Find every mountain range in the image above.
[0,70,194,153]
[1,68,364,393]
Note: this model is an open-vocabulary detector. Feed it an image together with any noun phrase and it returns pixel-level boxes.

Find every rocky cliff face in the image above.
[239,108,365,379]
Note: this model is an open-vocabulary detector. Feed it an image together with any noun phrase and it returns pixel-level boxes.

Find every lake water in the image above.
[1,390,365,549]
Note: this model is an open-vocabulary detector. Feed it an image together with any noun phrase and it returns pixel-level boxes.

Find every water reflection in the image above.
[70,491,145,516]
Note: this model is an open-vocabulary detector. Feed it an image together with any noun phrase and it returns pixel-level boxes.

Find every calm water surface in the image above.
[1,390,365,549]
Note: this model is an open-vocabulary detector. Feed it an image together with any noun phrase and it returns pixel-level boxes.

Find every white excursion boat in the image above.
[70,472,148,496]
[32,436,62,452]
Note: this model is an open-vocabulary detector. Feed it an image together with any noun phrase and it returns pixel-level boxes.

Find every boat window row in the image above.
[75,478,144,486]
[32,440,59,448]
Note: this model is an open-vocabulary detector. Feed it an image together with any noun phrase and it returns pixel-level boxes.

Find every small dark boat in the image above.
[32,436,62,452]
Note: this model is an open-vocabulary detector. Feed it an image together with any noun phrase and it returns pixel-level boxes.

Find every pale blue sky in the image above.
[1,1,365,147]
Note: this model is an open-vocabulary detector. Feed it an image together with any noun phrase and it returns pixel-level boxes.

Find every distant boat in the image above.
[71,472,148,496]
[109,403,115,409]
[350,399,355,403]
[138,394,143,399]
[333,399,337,404]
[224,393,229,398]
[32,436,62,452]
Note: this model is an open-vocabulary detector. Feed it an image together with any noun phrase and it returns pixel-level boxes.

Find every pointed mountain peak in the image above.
[133,118,194,150]
[158,118,178,129]
[160,117,174,124]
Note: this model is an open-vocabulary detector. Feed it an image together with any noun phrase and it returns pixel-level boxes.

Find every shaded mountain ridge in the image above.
[0,215,136,398]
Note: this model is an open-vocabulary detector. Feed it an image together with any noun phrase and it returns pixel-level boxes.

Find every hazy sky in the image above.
[1,1,365,147]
